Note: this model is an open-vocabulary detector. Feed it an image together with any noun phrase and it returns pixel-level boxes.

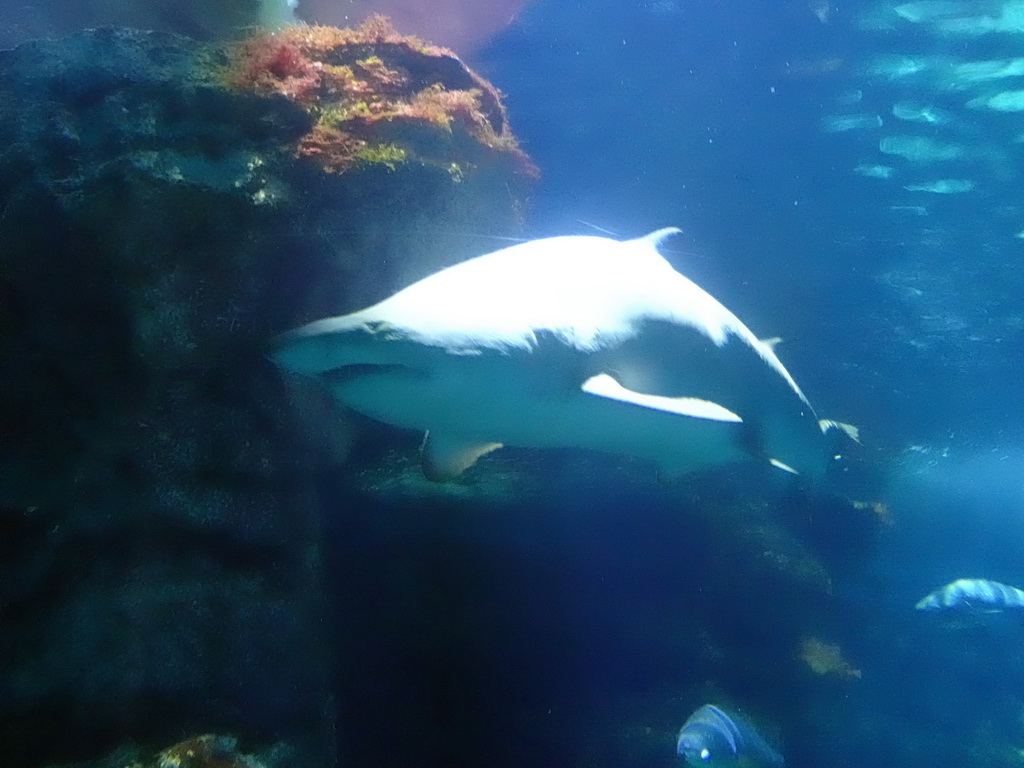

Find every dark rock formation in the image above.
[0,0,270,50]
[0,25,532,768]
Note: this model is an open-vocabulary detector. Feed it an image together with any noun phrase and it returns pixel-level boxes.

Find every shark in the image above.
[270,227,842,481]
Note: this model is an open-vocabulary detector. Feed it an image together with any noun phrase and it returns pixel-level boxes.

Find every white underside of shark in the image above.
[270,228,834,481]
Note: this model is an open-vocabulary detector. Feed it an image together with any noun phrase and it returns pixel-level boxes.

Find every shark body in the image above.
[270,228,833,481]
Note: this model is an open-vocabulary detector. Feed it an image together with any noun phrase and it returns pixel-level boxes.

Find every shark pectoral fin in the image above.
[421,431,503,482]
[580,373,743,422]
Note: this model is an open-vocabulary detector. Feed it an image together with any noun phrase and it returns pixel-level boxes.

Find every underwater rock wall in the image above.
[0,25,531,767]
[0,0,269,50]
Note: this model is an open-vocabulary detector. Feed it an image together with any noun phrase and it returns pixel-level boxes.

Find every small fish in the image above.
[866,54,936,80]
[953,58,1024,86]
[821,113,883,133]
[677,704,783,766]
[903,178,974,193]
[967,90,1024,112]
[891,101,951,124]
[915,578,1024,612]
[854,163,895,179]
[893,0,976,23]
[879,135,964,162]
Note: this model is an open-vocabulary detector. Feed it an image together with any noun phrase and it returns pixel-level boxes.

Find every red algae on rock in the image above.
[221,15,536,176]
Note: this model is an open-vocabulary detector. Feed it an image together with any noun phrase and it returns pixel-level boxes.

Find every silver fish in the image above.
[952,58,1024,86]
[903,178,975,193]
[967,90,1024,111]
[893,0,991,24]
[891,101,951,124]
[854,163,895,178]
[677,704,783,766]
[879,135,964,162]
[821,113,883,133]
[915,578,1024,611]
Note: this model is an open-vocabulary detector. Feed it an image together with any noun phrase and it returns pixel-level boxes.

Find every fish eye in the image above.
[700,748,711,760]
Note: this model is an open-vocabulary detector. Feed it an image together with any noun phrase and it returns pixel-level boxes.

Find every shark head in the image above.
[270,228,833,481]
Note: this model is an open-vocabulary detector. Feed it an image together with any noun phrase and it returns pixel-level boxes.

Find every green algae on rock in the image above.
[221,16,538,177]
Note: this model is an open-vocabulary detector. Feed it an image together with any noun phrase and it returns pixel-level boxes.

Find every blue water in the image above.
[322,2,1024,766]
[3,0,1023,766]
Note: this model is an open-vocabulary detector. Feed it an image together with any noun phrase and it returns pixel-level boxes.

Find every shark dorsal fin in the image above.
[634,227,682,250]
[421,431,503,481]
